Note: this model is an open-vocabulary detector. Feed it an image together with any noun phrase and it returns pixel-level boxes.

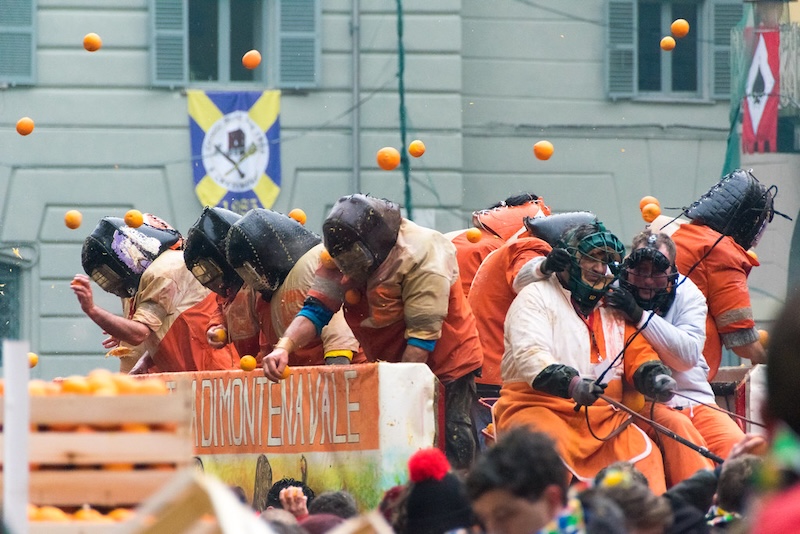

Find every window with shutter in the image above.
[711,1,744,99]
[150,0,319,89]
[277,0,319,88]
[606,0,744,101]
[0,0,36,85]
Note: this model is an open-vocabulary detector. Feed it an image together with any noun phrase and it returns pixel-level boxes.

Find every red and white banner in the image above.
[742,29,780,154]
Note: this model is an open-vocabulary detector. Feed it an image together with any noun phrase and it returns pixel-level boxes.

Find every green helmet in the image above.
[557,221,625,315]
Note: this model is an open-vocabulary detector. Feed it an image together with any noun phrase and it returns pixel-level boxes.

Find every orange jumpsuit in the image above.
[468,237,551,387]
[308,220,483,383]
[258,244,362,366]
[496,276,667,494]
[671,223,759,380]
[120,250,238,372]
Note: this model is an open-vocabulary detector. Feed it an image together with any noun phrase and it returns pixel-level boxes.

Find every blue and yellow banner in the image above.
[188,90,281,214]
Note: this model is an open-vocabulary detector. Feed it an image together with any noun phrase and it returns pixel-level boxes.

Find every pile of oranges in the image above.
[30,504,135,523]
[10,369,170,397]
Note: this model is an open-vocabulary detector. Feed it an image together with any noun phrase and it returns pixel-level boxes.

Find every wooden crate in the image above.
[0,388,194,508]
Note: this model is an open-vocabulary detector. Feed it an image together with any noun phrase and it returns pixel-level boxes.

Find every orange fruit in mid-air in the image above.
[288,208,307,225]
[641,203,662,223]
[376,147,401,170]
[279,365,292,380]
[124,209,144,228]
[242,49,262,70]
[344,289,361,305]
[240,355,257,372]
[660,36,676,51]
[28,352,38,368]
[533,140,554,161]
[64,209,83,229]
[465,228,482,243]
[16,116,34,136]
[408,140,426,158]
[639,195,660,211]
[758,329,769,348]
[320,248,337,270]
[83,32,102,52]
[671,18,690,38]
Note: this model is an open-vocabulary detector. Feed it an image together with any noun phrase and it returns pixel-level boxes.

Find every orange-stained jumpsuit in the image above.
[450,199,550,298]
[119,250,238,373]
[496,275,667,494]
[468,236,552,388]
[671,223,759,380]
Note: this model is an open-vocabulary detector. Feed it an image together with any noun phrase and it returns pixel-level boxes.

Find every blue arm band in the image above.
[297,302,335,336]
[408,337,436,352]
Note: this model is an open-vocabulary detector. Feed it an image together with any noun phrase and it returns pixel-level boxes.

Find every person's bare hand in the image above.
[70,274,95,315]
[102,335,120,349]
[728,433,768,460]
[206,326,227,348]
[263,348,290,382]
[279,486,308,518]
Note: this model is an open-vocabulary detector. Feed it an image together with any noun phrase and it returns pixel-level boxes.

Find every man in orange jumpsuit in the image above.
[72,214,237,373]
[262,194,483,469]
[669,169,780,379]
[225,208,362,366]
[449,193,550,298]
[183,207,266,359]
[496,221,673,494]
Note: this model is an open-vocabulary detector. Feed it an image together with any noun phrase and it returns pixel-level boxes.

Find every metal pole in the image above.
[395,0,412,220]
[351,0,361,193]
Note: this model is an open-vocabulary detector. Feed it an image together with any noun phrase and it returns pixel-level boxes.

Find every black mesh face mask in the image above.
[620,238,678,314]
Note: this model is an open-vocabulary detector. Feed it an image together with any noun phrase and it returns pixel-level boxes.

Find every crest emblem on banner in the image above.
[188,91,281,214]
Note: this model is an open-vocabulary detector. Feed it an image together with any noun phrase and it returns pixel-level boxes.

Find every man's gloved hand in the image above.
[541,248,571,275]
[651,374,677,403]
[606,286,644,324]
[568,377,607,406]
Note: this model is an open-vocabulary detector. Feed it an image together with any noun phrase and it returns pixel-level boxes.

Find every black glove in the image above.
[568,377,606,406]
[651,374,677,403]
[541,248,571,275]
[606,286,644,324]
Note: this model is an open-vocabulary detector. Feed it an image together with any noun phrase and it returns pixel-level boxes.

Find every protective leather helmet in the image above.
[184,207,244,299]
[226,208,321,299]
[472,194,551,240]
[82,216,183,298]
[322,194,402,279]
[685,169,775,250]
[557,221,625,315]
[620,234,679,315]
[524,211,598,246]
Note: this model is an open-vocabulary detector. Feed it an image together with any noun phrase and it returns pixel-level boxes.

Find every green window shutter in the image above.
[711,0,743,100]
[277,0,319,88]
[0,0,36,85]
[607,0,636,99]
[151,0,187,87]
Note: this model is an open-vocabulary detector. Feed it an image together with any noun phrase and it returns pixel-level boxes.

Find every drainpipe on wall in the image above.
[351,0,361,193]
